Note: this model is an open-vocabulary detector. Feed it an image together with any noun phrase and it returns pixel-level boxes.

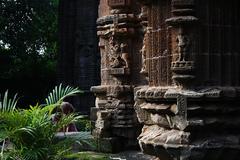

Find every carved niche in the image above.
[166,0,198,88]
[109,36,129,69]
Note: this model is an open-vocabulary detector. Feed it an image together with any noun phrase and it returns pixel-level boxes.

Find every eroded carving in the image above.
[176,29,190,62]
[140,35,147,73]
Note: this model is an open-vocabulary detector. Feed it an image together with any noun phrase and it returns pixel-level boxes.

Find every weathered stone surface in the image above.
[138,125,190,146]
[93,0,240,159]
[133,0,240,159]
[91,0,143,151]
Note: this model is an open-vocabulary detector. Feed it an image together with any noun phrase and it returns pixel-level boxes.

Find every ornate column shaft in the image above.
[166,0,198,89]
[91,0,141,152]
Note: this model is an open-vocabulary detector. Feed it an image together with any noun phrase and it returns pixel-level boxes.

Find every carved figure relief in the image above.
[120,43,130,68]
[176,30,190,62]
[109,36,121,68]
[108,36,129,68]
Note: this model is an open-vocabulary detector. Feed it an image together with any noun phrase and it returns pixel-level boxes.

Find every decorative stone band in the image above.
[97,14,137,25]
[91,85,132,96]
[165,16,198,26]
[135,86,240,101]
[171,61,195,85]
[97,14,138,38]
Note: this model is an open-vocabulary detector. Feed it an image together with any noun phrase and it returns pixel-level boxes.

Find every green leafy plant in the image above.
[75,117,91,132]
[0,84,83,160]
[45,83,83,105]
[0,90,18,112]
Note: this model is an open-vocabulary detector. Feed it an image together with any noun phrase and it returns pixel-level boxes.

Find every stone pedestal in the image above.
[135,87,240,160]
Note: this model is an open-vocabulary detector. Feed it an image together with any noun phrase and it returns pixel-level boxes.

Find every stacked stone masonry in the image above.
[92,0,240,159]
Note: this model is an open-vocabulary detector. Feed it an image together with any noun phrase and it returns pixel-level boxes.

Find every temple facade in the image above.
[92,0,240,159]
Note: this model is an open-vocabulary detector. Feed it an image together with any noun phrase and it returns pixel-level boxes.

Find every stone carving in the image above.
[139,5,150,78]
[109,37,129,68]
[120,43,130,68]
[94,0,240,159]
[109,36,121,68]
[108,16,130,69]
[93,0,240,160]
[175,94,188,130]
[176,29,190,62]
[91,0,140,152]
[140,35,147,73]
[94,111,112,137]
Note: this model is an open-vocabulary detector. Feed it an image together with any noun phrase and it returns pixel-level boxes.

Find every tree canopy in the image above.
[0,0,59,106]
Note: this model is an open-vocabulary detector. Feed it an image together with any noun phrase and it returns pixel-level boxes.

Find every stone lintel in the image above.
[91,85,133,95]
[135,86,176,100]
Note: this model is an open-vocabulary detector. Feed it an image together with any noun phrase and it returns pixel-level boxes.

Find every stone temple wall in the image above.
[58,0,100,114]
[92,0,240,159]
[136,0,240,159]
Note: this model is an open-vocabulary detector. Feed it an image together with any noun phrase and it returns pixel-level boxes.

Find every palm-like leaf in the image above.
[45,84,83,105]
[1,85,85,160]
[0,90,18,112]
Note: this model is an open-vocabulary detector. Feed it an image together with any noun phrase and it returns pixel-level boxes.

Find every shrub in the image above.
[0,84,83,160]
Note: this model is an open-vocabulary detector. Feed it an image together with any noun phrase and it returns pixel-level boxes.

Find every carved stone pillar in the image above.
[166,0,198,89]
[135,0,240,160]
[138,1,150,79]
[91,0,141,151]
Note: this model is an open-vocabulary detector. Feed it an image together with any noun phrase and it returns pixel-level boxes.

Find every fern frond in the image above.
[45,84,83,106]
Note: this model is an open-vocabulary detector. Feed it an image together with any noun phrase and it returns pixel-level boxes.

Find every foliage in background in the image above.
[0,84,83,160]
[0,0,59,106]
[76,118,91,132]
